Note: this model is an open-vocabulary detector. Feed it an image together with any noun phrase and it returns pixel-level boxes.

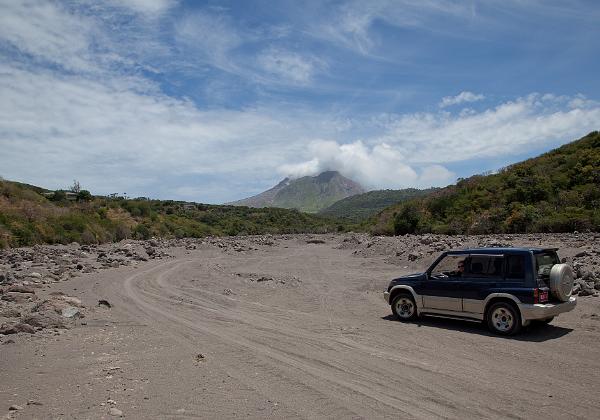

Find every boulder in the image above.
[7,285,36,294]
[109,407,123,417]
[61,296,83,307]
[1,292,38,303]
[22,311,65,329]
[61,306,81,318]
[0,308,21,318]
[0,322,36,334]
[408,252,420,261]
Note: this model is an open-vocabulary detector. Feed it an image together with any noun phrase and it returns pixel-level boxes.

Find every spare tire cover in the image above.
[549,264,574,302]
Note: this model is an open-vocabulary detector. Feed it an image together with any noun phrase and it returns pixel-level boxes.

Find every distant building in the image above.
[43,191,78,200]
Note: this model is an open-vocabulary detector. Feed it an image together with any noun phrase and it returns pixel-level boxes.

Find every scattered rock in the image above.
[1,292,38,303]
[306,239,326,244]
[0,308,21,318]
[98,299,112,308]
[0,322,36,334]
[2,339,15,345]
[408,252,419,261]
[6,285,35,294]
[61,306,81,318]
[60,296,83,307]
[8,405,23,411]
[223,288,234,295]
[21,312,65,329]
[109,407,123,417]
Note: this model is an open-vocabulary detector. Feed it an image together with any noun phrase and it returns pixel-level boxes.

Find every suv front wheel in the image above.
[391,293,417,321]
[486,301,522,335]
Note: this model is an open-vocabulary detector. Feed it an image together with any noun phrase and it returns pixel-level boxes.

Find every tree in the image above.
[77,190,92,202]
[51,190,66,202]
[70,180,81,194]
[393,203,420,235]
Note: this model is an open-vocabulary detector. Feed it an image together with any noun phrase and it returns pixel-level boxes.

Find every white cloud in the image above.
[379,94,600,164]
[0,0,95,72]
[310,0,475,55]
[175,11,241,73]
[278,94,599,190]
[278,140,455,189]
[0,63,342,202]
[107,0,176,15]
[439,91,485,108]
[174,11,327,87]
[257,48,324,85]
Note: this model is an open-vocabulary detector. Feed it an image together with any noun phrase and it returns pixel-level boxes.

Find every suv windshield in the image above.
[535,251,559,278]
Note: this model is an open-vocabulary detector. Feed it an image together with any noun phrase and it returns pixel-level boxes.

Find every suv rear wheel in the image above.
[391,293,417,321]
[486,301,521,335]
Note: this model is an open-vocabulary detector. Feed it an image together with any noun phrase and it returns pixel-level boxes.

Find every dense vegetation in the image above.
[372,131,600,235]
[0,180,347,248]
[319,188,437,221]
[2,132,598,247]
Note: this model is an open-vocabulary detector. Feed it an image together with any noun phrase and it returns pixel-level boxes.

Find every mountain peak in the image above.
[314,170,340,183]
[229,171,364,213]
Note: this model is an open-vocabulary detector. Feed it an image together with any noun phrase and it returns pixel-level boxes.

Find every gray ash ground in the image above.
[1,233,598,340]
[1,233,599,419]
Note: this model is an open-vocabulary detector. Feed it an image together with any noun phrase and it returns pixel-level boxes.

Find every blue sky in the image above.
[0,0,599,203]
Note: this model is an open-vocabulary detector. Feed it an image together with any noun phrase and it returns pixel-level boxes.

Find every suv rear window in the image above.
[464,255,504,278]
[535,251,559,278]
[505,255,526,279]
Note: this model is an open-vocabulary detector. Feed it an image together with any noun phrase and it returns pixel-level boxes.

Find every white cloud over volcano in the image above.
[279,140,455,189]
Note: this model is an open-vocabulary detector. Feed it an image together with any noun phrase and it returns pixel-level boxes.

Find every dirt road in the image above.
[2,236,599,419]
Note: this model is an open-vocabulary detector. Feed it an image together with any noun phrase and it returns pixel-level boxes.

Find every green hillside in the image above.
[0,180,347,248]
[372,131,600,235]
[319,188,437,221]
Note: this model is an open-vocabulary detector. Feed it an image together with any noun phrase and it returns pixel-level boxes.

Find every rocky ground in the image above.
[1,233,599,419]
[338,232,600,296]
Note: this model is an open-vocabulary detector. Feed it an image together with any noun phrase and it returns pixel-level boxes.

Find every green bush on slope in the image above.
[373,131,600,235]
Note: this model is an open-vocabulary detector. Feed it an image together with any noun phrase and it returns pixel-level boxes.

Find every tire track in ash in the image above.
[121,259,463,419]
[121,257,485,419]
[121,260,371,419]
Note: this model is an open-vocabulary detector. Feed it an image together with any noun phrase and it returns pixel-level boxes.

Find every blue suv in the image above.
[383,248,577,335]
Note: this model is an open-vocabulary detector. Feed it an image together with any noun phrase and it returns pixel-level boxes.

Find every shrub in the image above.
[115,223,131,241]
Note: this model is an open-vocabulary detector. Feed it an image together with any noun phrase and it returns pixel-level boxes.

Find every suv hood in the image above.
[388,272,426,287]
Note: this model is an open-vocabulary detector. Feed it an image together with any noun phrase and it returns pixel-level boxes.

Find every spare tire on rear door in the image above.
[549,264,574,302]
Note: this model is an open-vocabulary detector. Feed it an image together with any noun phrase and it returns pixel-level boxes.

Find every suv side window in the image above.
[464,255,504,279]
[505,255,526,280]
[429,254,466,279]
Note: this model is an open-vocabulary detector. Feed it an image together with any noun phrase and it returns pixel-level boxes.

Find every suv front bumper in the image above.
[518,296,577,321]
